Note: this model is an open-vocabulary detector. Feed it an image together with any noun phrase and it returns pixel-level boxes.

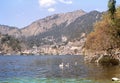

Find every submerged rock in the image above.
[99,55,120,65]
[84,53,120,65]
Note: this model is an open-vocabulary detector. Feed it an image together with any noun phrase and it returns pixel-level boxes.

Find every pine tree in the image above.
[108,0,116,19]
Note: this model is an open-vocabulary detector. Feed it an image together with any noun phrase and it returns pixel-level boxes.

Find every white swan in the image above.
[59,62,64,69]
[112,77,120,82]
[75,62,77,66]
[65,63,69,68]
[59,62,69,69]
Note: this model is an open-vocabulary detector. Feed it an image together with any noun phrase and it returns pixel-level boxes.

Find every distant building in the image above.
[62,35,67,42]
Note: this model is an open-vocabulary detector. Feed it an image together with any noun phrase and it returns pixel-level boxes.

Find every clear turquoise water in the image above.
[0,78,112,83]
[0,55,118,83]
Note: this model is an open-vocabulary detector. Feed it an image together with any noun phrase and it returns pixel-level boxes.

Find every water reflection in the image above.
[29,55,86,78]
[0,55,120,81]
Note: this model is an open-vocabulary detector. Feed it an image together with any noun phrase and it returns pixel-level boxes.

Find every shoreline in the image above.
[0,53,83,56]
[84,52,120,65]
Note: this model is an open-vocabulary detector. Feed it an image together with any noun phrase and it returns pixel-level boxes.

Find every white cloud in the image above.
[59,0,73,4]
[39,0,56,7]
[39,0,73,8]
[48,8,56,12]
[38,0,73,12]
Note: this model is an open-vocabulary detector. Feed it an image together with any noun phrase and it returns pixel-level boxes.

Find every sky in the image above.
[0,0,120,28]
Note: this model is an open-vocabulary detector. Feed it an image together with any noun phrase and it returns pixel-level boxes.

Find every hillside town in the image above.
[21,34,86,55]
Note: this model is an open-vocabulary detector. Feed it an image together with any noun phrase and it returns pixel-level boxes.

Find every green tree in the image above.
[108,0,116,19]
[1,34,22,52]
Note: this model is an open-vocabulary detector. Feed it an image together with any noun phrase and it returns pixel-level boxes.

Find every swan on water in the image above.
[75,62,77,65]
[59,62,69,69]
[59,62,64,69]
[65,63,69,67]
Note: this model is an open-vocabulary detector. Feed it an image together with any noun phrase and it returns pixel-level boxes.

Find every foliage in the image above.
[108,0,116,19]
[85,6,120,54]
[1,34,21,51]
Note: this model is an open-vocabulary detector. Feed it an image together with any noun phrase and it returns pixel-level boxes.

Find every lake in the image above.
[0,55,119,83]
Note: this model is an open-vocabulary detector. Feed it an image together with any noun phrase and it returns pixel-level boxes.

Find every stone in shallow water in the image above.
[99,55,120,65]
[85,54,120,65]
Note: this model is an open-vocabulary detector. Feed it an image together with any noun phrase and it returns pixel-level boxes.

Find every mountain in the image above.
[26,10,102,46]
[0,25,21,38]
[63,11,102,40]
[0,10,102,47]
[21,10,86,37]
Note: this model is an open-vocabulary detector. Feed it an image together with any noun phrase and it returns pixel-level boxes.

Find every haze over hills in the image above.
[0,10,102,47]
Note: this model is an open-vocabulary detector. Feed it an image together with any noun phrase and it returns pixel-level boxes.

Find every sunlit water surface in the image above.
[0,55,119,83]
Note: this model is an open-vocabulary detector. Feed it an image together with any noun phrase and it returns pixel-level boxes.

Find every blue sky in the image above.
[0,0,120,28]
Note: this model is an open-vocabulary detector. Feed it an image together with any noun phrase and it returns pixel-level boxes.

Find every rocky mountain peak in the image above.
[21,9,86,37]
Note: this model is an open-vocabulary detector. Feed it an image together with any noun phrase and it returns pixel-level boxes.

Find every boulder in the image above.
[84,53,120,65]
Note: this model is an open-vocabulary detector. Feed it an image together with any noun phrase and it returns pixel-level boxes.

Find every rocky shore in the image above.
[84,51,120,65]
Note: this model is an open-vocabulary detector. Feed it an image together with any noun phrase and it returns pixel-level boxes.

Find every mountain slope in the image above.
[63,11,102,40]
[21,10,86,37]
[26,11,102,46]
[0,10,102,47]
[0,25,21,38]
